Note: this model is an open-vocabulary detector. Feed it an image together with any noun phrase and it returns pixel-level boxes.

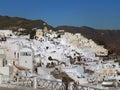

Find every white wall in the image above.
[19,47,33,72]
[0,30,12,37]
[0,67,10,76]
[0,49,5,54]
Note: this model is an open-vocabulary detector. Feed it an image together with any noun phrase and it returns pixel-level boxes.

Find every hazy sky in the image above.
[0,0,120,29]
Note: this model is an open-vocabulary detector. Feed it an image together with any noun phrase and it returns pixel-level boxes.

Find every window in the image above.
[20,52,31,56]
[25,61,27,63]
[3,59,7,67]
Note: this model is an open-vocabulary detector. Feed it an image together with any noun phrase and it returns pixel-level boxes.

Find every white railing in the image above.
[35,78,65,90]
[17,76,33,87]
[0,76,107,90]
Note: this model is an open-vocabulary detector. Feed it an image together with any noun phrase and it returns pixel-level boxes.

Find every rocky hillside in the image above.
[56,26,120,55]
[0,15,53,30]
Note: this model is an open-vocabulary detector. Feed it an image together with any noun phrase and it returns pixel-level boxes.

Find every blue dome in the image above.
[33,27,43,30]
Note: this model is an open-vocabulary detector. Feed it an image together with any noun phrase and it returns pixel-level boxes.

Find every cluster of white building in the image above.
[61,32,108,56]
[0,28,119,87]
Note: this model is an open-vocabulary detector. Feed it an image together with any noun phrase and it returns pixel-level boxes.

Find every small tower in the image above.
[43,23,48,36]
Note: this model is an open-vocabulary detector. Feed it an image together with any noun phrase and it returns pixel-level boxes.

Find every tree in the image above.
[48,56,53,61]
[30,30,36,39]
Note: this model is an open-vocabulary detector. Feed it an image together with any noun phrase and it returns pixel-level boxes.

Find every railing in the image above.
[0,76,107,90]
[17,76,33,87]
[0,75,33,88]
[35,77,106,90]
[75,84,105,90]
[35,78,65,90]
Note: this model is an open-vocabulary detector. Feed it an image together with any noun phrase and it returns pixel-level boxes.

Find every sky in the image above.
[0,0,120,29]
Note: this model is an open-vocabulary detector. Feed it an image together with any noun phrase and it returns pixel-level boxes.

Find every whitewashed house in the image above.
[19,47,34,72]
[0,30,13,37]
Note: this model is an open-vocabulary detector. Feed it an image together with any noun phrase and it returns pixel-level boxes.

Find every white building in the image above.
[0,30,13,37]
[19,47,34,72]
[62,32,108,56]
